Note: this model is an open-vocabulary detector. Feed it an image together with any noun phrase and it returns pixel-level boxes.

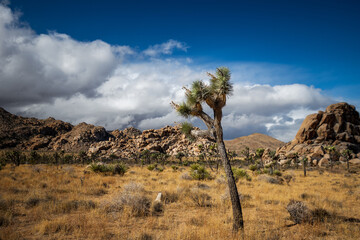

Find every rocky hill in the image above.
[0,107,285,157]
[276,102,360,165]
[225,133,285,153]
[0,107,110,152]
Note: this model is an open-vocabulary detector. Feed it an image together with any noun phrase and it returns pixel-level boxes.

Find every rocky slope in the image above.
[0,107,285,157]
[0,107,110,152]
[276,102,360,165]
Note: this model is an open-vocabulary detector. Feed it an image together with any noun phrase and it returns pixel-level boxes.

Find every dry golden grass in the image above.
[0,163,359,240]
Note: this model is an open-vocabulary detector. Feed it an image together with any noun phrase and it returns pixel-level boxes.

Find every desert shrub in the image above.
[264,199,280,205]
[113,163,128,175]
[119,192,151,217]
[147,164,157,171]
[180,172,192,180]
[258,175,283,185]
[123,182,144,193]
[152,201,164,215]
[183,160,190,166]
[89,163,113,173]
[190,164,211,180]
[157,166,164,172]
[188,188,211,207]
[249,164,258,171]
[273,169,282,176]
[283,174,293,185]
[162,191,179,204]
[102,182,150,217]
[286,200,311,224]
[233,168,252,181]
[171,165,179,171]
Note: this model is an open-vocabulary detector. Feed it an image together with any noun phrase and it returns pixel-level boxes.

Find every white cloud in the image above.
[143,39,188,57]
[0,4,335,142]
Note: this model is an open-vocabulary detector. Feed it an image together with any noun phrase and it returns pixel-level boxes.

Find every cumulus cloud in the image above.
[142,39,188,57]
[0,5,118,106]
[0,4,335,142]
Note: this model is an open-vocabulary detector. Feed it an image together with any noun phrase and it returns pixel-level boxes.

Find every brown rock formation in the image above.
[277,102,360,165]
[0,107,109,151]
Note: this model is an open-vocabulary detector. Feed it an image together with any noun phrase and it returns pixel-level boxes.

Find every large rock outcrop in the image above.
[88,125,214,158]
[0,107,110,151]
[277,102,360,165]
[1,107,287,158]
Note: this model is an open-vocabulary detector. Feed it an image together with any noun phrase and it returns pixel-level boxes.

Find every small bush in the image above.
[181,172,192,180]
[89,163,113,173]
[190,164,211,180]
[183,160,190,166]
[152,201,164,215]
[123,182,144,193]
[283,174,293,185]
[233,168,251,181]
[286,200,311,224]
[113,163,128,175]
[188,189,211,207]
[249,164,257,171]
[119,193,151,217]
[103,182,151,217]
[258,175,283,185]
[162,191,179,204]
[273,170,282,176]
[171,165,178,171]
[147,164,157,171]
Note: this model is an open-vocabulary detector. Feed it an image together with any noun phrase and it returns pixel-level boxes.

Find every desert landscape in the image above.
[1,102,360,239]
[1,1,360,239]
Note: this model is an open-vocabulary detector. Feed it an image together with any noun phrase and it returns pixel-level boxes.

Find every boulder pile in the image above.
[88,125,214,158]
[276,102,360,166]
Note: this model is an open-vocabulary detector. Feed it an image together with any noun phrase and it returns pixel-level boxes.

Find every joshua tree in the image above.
[171,67,244,232]
[293,152,300,169]
[241,146,251,165]
[302,156,308,177]
[341,149,353,172]
[325,146,337,170]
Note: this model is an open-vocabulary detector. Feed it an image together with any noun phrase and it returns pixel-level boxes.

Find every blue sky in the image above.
[1,0,359,141]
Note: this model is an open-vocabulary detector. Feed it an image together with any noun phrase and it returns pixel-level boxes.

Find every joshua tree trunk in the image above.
[214,108,244,231]
[303,160,307,177]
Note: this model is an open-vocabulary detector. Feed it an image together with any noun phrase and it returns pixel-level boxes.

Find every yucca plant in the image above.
[171,67,244,232]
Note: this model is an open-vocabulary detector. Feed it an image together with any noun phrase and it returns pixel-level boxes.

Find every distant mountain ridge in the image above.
[0,107,284,156]
[225,133,285,153]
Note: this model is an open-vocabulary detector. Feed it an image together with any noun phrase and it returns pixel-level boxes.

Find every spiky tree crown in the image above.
[172,67,233,119]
